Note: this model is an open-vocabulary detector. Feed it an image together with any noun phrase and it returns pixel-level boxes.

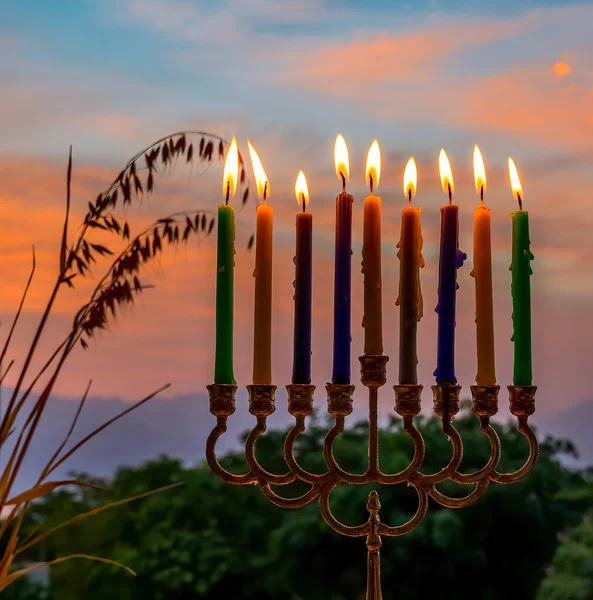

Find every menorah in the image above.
[206,354,538,599]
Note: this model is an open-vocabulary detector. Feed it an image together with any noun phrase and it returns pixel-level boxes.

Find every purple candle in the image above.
[434,150,466,385]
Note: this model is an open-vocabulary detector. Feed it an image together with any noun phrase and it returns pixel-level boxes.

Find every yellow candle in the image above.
[471,146,496,385]
[362,140,383,356]
[248,141,273,385]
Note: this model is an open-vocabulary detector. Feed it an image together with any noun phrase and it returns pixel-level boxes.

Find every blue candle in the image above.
[332,135,353,384]
[332,191,353,384]
[292,172,313,384]
[434,151,466,385]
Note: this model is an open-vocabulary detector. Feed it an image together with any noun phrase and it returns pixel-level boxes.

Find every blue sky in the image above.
[0,1,592,427]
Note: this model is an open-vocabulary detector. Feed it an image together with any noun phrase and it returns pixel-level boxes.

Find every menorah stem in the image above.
[368,387,380,478]
[366,490,383,600]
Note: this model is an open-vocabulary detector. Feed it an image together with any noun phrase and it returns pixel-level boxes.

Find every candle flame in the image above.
[222,137,239,198]
[334,134,350,182]
[508,157,523,200]
[247,140,269,201]
[439,149,454,194]
[295,170,309,207]
[365,140,381,191]
[473,145,487,195]
[403,157,417,200]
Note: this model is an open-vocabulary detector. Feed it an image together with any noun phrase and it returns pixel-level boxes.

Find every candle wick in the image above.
[369,173,374,195]
[263,181,268,205]
[340,172,346,194]
[408,188,412,207]
[448,182,452,205]
[480,185,484,205]
[225,181,230,206]
[301,193,306,213]
[517,192,523,211]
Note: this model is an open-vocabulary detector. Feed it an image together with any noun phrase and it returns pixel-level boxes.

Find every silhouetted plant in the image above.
[0,131,251,591]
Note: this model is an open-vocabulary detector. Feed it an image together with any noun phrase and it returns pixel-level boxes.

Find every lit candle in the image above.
[362,140,383,356]
[434,150,466,385]
[292,171,312,384]
[508,158,534,386]
[472,146,496,386]
[248,141,273,385]
[214,137,239,384]
[397,158,424,384]
[332,135,354,384]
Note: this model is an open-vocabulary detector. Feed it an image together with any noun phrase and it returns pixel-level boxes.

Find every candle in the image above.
[434,150,466,385]
[472,146,496,386]
[292,171,313,384]
[332,134,354,384]
[214,137,239,384]
[248,141,274,385]
[508,158,534,386]
[362,140,383,356]
[397,158,424,384]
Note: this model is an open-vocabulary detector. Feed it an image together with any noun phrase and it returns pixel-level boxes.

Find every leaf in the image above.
[122,222,130,240]
[88,220,107,230]
[201,213,207,231]
[240,167,246,184]
[2,554,136,589]
[187,143,194,163]
[63,273,77,289]
[80,337,88,350]
[199,137,205,157]
[242,188,249,206]
[208,218,215,234]
[122,176,131,205]
[147,171,154,192]
[6,479,107,505]
[247,234,255,251]
[134,175,143,195]
[133,276,141,291]
[16,480,182,557]
[162,142,170,165]
[90,244,113,256]
[158,218,174,224]
[204,141,213,161]
[218,140,224,159]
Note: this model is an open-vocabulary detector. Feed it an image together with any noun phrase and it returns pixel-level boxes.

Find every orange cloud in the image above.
[285,17,520,90]
[553,61,573,78]
[463,64,593,149]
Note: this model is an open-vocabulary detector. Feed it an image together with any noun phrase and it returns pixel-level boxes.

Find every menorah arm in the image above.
[491,386,539,484]
[377,416,426,485]
[245,416,297,485]
[451,417,501,485]
[491,416,538,484]
[206,416,256,485]
[319,483,369,537]
[259,481,322,509]
[284,416,332,484]
[428,479,490,508]
[378,484,429,537]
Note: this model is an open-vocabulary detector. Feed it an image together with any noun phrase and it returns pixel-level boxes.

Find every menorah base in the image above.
[206,360,539,600]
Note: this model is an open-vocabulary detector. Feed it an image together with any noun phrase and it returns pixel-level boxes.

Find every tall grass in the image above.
[0,132,251,591]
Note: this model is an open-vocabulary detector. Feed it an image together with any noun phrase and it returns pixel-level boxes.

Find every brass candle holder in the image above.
[207,357,538,599]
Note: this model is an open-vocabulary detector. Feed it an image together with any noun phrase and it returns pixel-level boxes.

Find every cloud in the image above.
[553,60,573,78]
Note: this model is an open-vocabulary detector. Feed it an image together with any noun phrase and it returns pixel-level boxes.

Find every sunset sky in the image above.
[1,0,593,443]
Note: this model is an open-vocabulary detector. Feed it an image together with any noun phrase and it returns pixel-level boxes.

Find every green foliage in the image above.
[15,408,591,599]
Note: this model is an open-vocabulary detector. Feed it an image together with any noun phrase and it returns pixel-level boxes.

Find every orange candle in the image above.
[471,146,496,385]
[397,158,424,384]
[248,141,273,385]
[362,140,383,356]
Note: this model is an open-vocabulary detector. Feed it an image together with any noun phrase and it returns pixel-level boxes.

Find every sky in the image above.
[1,0,593,477]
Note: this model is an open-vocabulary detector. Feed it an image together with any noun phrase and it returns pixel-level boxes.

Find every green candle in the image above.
[214,138,238,384]
[509,158,534,386]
